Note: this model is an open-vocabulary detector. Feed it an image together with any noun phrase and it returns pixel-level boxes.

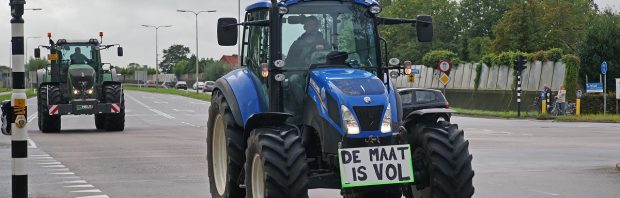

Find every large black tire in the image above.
[38,85,61,133]
[245,126,308,198]
[94,114,105,130]
[404,121,475,198]
[102,84,125,131]
[206,91,245,198]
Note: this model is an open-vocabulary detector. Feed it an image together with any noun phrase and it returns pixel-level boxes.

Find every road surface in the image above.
[1,90,619,197]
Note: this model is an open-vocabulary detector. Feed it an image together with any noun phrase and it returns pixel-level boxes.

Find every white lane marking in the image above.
[153,101,169,104]
[31,154,50,157]
[190,101,208,105]
[27,138,37,148]
[32,156,53,160]
[51,168,70,172]
[141,96,154,99]
[38,162,61,165]
[71,189,102,193]
[531,190,560,196]
[58,176,81,179]
[173,109,195,112]
[76,195,110,198]
[61,180,87,184]
[65,184,95,188]
[50,172,75,175]
[126,94,175,119]
[42,164,65,168]
[27,113,37,122]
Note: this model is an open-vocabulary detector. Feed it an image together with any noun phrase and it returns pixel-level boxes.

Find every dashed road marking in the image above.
[127,94,176,119]
[42,164,66,168]
[153,101,169,104]
[65,184,95,188]
[62,180,87,184]
[51,172,76,175]
[71,189,103,193]
[190,101,208,105]
[39,161,61,165]
[76,195,110,198]
[173,109,195,112]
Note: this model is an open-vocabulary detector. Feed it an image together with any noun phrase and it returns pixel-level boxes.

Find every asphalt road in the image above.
[1,90,619,197]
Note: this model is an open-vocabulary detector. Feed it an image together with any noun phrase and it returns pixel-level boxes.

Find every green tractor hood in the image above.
[68,64,96,90]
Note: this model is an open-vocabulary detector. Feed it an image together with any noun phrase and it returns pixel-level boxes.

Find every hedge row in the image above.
[581,93,619,114]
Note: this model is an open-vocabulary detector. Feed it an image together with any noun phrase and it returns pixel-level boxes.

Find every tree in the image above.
[577,9,620,92]
[26,57,49,72]
[161,44,190,73]
[458,0,515,39]
[173,59,189,77]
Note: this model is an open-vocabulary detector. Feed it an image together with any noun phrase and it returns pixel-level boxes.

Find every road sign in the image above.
[601,61,607,75]
[586,83,604,93]
[412,69,420,75]
[439,61,450,73]
[439,73,450,86]
[408,74,415,82]
[616,78,620,99]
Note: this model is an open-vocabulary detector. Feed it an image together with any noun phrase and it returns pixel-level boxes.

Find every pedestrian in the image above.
[556,85,567,115]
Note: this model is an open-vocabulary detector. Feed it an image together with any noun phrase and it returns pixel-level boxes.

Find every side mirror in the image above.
[416,15,433,42]
[117,47,124,57]
[218,18,238,46]
[102,64,111,70]
[34,48,41,58]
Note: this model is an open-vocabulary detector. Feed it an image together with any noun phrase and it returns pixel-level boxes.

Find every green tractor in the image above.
[34,33,125,132]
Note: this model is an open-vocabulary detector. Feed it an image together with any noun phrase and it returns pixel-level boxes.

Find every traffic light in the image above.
[514,56,527,72]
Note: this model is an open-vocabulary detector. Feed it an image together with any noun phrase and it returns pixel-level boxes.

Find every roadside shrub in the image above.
[544,48,564,62]
[530,50,545,62]
[474,63,483,90]
[562,54,580,102]
[422,50,460,68]
[480,54,497,66]
[581,93,618,114]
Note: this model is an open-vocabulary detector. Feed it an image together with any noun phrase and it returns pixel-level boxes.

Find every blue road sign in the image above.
[412,69,420,75]
[601,61,607,75]
[586,83,604,93]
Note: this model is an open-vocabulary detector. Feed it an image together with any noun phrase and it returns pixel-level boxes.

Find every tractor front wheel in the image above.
[206,91,245,198]
[404,121,475,198]
[102,84,125,131]
[38,85,61,133]
[94,114,105,130]
[245,126,308,198]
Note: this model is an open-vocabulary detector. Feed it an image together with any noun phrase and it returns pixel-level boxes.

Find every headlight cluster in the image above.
[381,104,391,133]
[341,105,360,135]
[73,89,94,95]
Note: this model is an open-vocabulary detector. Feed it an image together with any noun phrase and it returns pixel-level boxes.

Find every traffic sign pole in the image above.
[602,61,607,115]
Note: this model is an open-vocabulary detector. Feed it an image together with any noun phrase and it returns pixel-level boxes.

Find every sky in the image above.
[1,0,619,69]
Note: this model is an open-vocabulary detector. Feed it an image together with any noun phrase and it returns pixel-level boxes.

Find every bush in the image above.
[580,93,618,114]
[422,50,459,68]
[529,50,545,62]
[544,48,563,62]
[474,64,483,90]
[480,54,497,66]
[562,54,580,102]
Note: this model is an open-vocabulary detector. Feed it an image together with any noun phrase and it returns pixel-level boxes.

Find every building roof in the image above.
[220,55,239,66]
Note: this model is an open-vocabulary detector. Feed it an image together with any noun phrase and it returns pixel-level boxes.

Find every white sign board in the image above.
[439,61,450,73]
[338,144,413,188]
[616,78,620,99]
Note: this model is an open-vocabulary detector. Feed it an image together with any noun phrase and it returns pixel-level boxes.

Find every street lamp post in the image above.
[177,9,216,93]
[141,24,172,87]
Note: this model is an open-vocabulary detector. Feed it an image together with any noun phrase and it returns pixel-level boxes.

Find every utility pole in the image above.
[9,1,29,197]
[177,9,216,93]
[141,24,172,87]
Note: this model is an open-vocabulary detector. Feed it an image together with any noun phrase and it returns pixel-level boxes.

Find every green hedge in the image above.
[421,50,459,69]
[563,54,580,102]
[581,93,618,114]
[544,48,563,62]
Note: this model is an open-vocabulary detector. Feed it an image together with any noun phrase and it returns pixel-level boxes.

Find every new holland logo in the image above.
[363,96,372,104]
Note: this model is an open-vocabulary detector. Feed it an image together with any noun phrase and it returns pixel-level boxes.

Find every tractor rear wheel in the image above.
[94,114,105,130]
[206,91,245,198]
[38,85,61,133]
[102,84,125,131]
[245,126,308,198]
[404,121,475,198]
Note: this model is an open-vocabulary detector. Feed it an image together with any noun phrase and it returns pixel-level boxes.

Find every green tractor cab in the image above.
[34,35,125,132]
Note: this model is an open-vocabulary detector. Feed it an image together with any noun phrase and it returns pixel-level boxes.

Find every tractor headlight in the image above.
[73,90,80,95]
[369,5,382,14]
[341,105,360,135]
[381,104,391,133]
[86,89,94,95]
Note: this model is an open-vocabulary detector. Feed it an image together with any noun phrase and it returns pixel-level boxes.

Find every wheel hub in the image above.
[212,114,228,196]
[251,154,265,198]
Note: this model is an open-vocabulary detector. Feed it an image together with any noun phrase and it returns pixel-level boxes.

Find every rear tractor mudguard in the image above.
[403,108,455,127]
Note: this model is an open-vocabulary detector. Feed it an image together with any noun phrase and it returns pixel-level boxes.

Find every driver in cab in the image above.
[285,16,330,67]
[70,47,90,64]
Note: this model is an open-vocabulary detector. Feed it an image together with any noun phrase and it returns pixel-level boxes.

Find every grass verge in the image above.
[453,107,620,123]
[124,85,211,101]
[0,88,11,93]
[0,89,38,102]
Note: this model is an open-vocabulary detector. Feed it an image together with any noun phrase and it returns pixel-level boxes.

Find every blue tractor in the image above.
[207,0,474,197]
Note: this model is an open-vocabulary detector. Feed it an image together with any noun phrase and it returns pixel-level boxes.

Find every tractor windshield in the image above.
[282,1,378,71]
[60,44,94,65]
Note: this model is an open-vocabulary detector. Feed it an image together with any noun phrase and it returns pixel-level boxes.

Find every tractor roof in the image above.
[56,39,99,45]
[246,0,379,11]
